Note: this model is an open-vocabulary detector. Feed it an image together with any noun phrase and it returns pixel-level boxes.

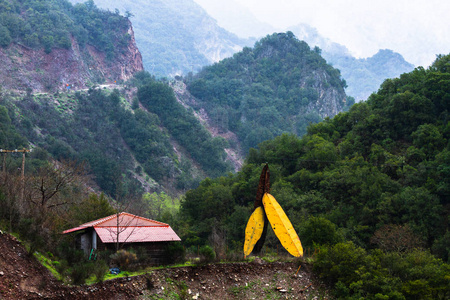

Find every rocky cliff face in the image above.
[70,0,253,77]
[0,20,143,93]
[302,70,346,118]
[252,33,347,119]
[193,13,244,64]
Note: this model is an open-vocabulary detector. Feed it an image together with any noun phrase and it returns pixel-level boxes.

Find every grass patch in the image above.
[85,260,201,284]
[229,280,259,296]
[85,269,148,284]
[34,251,63,281]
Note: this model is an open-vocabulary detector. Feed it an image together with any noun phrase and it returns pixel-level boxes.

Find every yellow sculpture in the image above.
[244,164,303,257]
[243,206,265,256]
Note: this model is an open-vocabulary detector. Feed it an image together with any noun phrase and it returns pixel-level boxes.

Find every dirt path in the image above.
[0,232,329,299]
[145,260,329,299]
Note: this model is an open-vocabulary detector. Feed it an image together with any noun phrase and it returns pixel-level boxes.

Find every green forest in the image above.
[178,54,450,298]
[0,0,129,58]
[0,74,231,198]
[69,0,251,77]
[0,3,449,295]
[186,32,354,153]
[0,54,447,297]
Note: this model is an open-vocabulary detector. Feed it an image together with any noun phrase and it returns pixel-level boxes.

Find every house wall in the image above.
[80,233,90,255]
[76,229,96,255]
[97,240,178,265]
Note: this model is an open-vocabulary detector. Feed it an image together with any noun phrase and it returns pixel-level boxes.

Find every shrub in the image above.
[92,260,109,283]
[299,216,343,248]
[198,245,216,264]
[314,243,450,299]
[56,241,85,265]
[314,242,368,286]
[166,242,185,264]
[132,247,151,266]
[110,249,138,271]
[70,262,94,285]
[53,259,69,278]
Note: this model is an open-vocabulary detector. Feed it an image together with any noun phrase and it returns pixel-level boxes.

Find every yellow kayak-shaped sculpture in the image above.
[243,206,265,257]
[262,193,303,257]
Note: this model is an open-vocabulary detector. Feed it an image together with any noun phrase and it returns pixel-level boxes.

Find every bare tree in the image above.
[112,212,138,251]
[27,159,90,213]
[24,159,91,235]
[371,224,425,252]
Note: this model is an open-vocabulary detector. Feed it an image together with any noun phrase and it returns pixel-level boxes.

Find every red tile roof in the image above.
[62,212,181,243]
[94,226,180,243]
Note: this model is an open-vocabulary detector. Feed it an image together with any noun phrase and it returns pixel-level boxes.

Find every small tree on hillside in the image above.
[26,159,91,233]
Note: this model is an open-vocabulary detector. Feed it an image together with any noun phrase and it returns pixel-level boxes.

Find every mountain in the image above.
[179,54,450,298]
[0,32,350,199]
[182,1,416,102]
[0,0,143,92]
[70,0,254,77]
[64,0,413,100]
[193,0,277,39]
[184,32,351,156]
[288,24,415,101]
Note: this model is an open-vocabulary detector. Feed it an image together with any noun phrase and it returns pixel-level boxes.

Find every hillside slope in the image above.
[0,232,327,299]
[185,32,351,154]
[0,0,143,92]
[70,0,253,77]
[2,32,351,196]
[288,24,415,101]
[178,54,450,298]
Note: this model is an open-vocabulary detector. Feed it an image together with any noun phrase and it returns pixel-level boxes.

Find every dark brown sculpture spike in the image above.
[254,163,269,209]
[252,163,270,254]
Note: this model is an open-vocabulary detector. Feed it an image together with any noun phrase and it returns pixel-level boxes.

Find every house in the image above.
[62,212,181,264]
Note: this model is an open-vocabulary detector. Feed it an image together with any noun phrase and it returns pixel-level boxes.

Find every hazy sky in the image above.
[195,0,450,67]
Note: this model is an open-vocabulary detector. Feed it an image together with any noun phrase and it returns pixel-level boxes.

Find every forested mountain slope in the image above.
[323,49,415,101]
[0,0,143,92]
[1,81,231,198]
[289,24,415,101]
[185,32,352,154]
[64,0,414,101]
[178,54,450,299]
[70,0,253,77]
[1,32,353,200]
[0,0,230,197]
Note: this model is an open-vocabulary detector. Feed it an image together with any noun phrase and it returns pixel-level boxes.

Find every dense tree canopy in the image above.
[179,54,450,298]
[137,80,232,178]
[0,0,129,58]
[186,32,352,153]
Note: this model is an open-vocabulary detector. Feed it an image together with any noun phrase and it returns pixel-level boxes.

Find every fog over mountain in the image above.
[193,0,277,38]
[195,0,415,100]
[195,0,450,68]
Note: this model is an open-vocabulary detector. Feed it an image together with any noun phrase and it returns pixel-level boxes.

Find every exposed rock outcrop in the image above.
[0,20,143,93]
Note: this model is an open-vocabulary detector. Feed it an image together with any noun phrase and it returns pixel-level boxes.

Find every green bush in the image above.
[56,241,85,265]
[314,243,450,299]
[92,260,109,283]
[70,262,94,285]
[53,259,69,278]
[314,242,369,286]
[166,242,185,264]
[198,245,216,264]
[299,216,343,248]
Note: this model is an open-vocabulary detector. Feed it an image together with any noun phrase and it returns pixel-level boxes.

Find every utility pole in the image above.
[0,149,31,203]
